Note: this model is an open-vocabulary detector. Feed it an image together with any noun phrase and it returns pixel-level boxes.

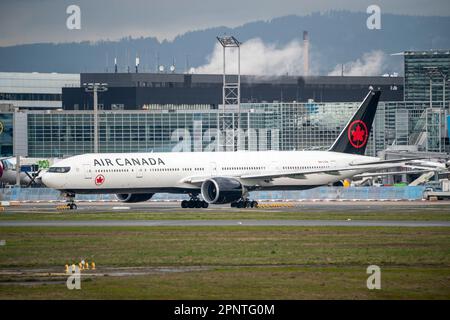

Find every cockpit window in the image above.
[48,167,71,173]
[2,160,14,170]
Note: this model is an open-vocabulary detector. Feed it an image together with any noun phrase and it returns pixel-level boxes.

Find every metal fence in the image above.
[0,186,426,202]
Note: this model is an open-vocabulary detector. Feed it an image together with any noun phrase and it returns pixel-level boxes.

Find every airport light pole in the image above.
[84,83,108,153]
[217,36,241,152]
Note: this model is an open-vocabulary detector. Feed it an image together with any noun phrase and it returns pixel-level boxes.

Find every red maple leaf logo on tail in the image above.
[347,120,368,148]
[352,125,365,143]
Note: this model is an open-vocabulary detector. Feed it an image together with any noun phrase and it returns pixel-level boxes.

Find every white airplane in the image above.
[0,158,32,186]
[41,90,422,209]
[1,157,58,186]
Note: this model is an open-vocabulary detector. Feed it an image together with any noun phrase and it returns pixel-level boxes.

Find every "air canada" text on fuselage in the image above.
[93,157,166,167]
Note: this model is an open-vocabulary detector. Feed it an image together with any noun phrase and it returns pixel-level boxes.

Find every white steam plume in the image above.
[328,50,387,76]
[192,38,310,76]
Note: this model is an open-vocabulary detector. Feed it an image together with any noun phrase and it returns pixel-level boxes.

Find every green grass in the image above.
[1,226,449,267]
[1,207,450,221]
[0,226,449,299]
[1,266,449,299]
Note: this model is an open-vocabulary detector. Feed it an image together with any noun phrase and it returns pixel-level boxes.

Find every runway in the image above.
[1,219,449,227]
[3,200,450,214]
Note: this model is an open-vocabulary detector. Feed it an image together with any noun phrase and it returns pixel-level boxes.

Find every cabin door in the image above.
[83,164,92,179]
[209,162,217,176]
[270,161,280,172]
[136,167,143,178]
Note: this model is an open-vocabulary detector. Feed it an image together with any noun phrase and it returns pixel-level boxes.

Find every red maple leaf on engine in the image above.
[351,125,365,143]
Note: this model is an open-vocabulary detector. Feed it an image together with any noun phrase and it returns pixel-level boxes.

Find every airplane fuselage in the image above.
[41,150,377,194]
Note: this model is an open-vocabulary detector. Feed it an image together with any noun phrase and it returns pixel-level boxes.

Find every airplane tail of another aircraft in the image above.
[328,89,381,155]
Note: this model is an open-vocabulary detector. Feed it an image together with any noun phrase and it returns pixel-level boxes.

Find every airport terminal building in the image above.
[2,98,447,159]
[0,50,449,159]
[0,72,80,110]
[61,74,403,110]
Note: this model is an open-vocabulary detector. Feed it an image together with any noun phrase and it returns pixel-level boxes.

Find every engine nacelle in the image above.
[0,161,3,178]
[201,177,243,204]
[115,193,154,203]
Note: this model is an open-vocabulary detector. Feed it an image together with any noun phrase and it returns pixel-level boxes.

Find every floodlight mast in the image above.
[217,36,241,152]
[84,83,108,153]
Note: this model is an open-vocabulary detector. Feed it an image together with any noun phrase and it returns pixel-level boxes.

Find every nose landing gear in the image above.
[181,194,209,209]
[68,202,78,210]
[61,192,77,210]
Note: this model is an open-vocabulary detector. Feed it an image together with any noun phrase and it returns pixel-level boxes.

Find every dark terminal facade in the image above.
[62,73,403,110]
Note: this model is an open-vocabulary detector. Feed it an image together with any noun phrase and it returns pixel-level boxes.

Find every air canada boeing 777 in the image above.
[41,90,420,209]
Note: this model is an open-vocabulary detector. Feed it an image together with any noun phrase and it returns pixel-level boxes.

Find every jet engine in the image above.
[0,161,3,178]
[115,193,154,203]
[201,177,244,204]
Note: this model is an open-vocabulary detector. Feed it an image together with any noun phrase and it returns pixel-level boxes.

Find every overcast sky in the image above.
[1,0,449,46]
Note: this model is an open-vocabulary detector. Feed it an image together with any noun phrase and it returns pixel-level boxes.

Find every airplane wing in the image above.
[182,158,421,184]
[403,165,446,171]
[348,157,426,166]
[239,163,405,180]
[240,158,431,180]
[354,169,444,178]
[182,176,208,185]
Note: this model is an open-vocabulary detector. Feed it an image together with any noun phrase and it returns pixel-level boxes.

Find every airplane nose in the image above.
[34,175,43,185]
[40,172,52,188]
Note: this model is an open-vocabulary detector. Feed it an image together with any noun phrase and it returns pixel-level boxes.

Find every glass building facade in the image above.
[404,50,450,105]
[23,100,448,158]
[403,50,450,153]
[0,112,13,156]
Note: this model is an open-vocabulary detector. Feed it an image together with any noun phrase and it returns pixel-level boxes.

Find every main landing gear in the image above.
[181,194,209,209]
[62,192,77,210]
[231,198,258,209]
